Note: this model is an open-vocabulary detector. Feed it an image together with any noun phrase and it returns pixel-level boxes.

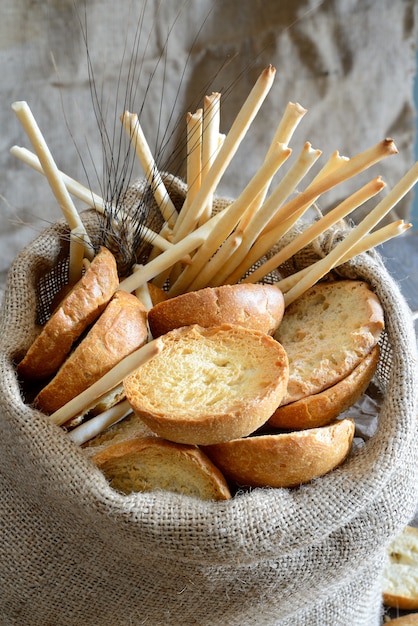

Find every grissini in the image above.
[124,324,289,446]
[268,345,380,430]
[203,418,355,489]
[275,280,384,405]
[18,246,119,381]
[147,283,285,338]
[35,290,148,414]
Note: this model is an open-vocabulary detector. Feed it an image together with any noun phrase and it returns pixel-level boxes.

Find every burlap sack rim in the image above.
[1,208,417,568]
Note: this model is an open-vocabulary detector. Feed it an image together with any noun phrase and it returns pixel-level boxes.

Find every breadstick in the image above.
[68,399,133,446]
[282,160,418,304]
[167,142,291,296]
[172,65,277,242]
[198,92,221,225]
[187,231,244,292]
[118,208,226,293]
[121,111,178,228]
[214,141,322,286]
[244,176,386,284]
[277,220,411,297]
[11,101,94,260]
[49,340,162,427]
[10,145,172,253]
[69,227,87,284]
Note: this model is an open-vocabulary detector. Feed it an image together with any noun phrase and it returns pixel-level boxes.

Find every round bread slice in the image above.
[382,526,418,610]
[35,290,148,414]
[385,615,418,625]
[83,413,231,501]
[17,246,119,380]
[268,345,380,430]
[203,418,355,488]
[274,280,384,405]
[124,324,289,446]
[147,283,285,338]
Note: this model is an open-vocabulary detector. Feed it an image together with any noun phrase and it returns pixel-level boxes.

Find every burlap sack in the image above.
[1,181,418,625]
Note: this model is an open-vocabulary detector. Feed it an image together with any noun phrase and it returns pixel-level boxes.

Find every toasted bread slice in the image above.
[147,283,285,338]
[383,526,418,610]
[203,418,355,488]
[35,291,148,414]
[17,246,119,380]
[124,324,289,446]
[274,280,384,404]
[268,345,380,430]
[82,413,231,501]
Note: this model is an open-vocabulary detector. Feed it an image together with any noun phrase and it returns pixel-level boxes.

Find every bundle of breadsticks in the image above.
[12,65,417,501]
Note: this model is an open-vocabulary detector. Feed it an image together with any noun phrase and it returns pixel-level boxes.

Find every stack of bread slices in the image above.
[17,243,384,501]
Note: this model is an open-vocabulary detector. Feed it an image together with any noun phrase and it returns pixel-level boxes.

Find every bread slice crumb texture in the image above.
[124,324,289,445]
[275,280,384,404]
[383,526,418,610]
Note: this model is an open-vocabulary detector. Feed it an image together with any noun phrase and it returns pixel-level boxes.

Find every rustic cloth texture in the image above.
[0,191,418,625]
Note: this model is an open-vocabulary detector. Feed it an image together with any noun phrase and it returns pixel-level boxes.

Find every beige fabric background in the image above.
[0,0,417,297]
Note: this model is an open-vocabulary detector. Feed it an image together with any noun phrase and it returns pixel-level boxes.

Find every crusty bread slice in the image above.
[83,414,231,501]
[18,246,119,380]
[124,324,289,446]
[147,283,285,338]
[383,526,418,610]
[274,280,384,405]
[203,418,355,488]
[268,345,380,430]
[35,290,148,414]
[385,615,418,625]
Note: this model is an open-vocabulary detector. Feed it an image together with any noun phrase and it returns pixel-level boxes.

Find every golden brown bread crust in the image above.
[268,345,380,430]
[17,246,119,380]
[35,290,148,414]
[124,324,289,446]
[203,419,355,488]
[275,280,385,404]
[385,615,418,625]
[147,283,285,338]
[89,434,232,501]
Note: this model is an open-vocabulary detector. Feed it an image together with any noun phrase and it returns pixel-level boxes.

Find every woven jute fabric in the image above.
[1,183,418,625]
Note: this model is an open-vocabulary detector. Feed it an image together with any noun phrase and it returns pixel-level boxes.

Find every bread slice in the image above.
[35,290,148,414]
[385,615,418,625]
[18,246,119,380]
[124,324,289,445]
[274,280,384,405]
[268,345,380,430]
[147,283,285,338]
[382,526,418,610]
[83,414,231,501]
[203,418,355,488]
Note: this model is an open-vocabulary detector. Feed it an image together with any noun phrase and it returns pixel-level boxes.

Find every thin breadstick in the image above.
[11,101,94,260]
[282,160,418,305]
[68,399,133,446]
[198,92,221,225]
[277,220,411,297]
[118,208,226,293]
[213,141,322,286]
[172,65,277,242]
[237,103,309,234]
[121,111,178,228]
[133,265,154,311]
[49,340,162,427]
[10,145,172,253]
[187,231,244,292]
[167,142,292,296]
[244,176,386,284]
[266,102,307,151]
[221,141,396,285]
[69,227,87,284]
[171,109,203,239]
